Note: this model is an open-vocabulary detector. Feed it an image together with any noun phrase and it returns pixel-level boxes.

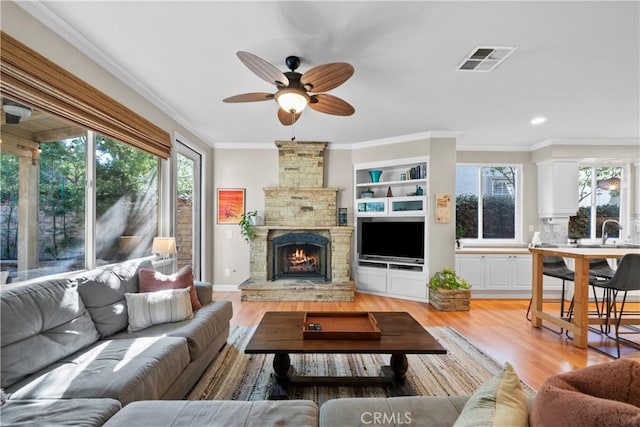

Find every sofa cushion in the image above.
[453,362,528,427]
[125,287,193,332]
[76,259,151,338]
[320,396,470,427]
[103,400,318,427]
[1,278,100,389]
[0,398,121,427]
[531,359,640,427]
[139,264,201,310]
[7,336,190,405]
[194,281,213,306]
[112,299,233,360]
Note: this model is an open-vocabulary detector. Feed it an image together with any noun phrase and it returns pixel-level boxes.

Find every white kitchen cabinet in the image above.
[455,254,485,290]
[484,255,532,290]
[455,253,532,297]
[537,160,579,218]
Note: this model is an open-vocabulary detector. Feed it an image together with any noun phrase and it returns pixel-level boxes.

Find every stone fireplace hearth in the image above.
[239,141,355,302]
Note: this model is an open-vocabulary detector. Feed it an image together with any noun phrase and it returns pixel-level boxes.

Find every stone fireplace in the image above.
[239,141,355,301]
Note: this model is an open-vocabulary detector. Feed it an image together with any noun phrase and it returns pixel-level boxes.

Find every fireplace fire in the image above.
[272,233,329,281]
[287,248,317,272]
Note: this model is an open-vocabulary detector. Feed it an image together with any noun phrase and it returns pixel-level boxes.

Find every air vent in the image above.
[457,46,517,72]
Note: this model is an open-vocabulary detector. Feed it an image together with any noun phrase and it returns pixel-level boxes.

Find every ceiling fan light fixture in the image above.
[275,88,309,113]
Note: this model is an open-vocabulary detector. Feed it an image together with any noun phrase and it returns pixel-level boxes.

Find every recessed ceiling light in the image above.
[530,116,547,125]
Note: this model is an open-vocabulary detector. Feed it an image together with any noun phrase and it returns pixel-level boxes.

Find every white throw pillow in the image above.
[125,287,193,332]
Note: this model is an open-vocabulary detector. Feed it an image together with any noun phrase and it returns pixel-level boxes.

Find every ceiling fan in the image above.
[223,51,355,126]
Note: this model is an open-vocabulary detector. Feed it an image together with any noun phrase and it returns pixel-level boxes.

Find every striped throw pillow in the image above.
[125,288,193,332]
[453,362,529,427]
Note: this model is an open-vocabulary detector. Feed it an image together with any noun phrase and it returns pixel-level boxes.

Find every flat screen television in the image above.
[359,220,425,263]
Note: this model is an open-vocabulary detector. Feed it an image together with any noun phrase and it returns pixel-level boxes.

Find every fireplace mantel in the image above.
[254,225,352,232]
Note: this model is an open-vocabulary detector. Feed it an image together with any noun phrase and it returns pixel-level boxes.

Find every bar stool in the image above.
[590,253,640,358]
[526,249,578,321]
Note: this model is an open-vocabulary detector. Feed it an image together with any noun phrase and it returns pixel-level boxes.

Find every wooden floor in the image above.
[214,291,640,391]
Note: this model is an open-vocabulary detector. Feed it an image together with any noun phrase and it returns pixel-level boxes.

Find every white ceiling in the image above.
[18,1,640,149]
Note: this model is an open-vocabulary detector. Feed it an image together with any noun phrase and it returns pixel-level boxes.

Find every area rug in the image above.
[188,326,535,405]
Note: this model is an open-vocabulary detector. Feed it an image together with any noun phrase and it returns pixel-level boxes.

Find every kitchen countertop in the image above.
[455,247,531,255]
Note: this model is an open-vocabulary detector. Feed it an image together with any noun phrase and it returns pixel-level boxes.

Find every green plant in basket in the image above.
[429,268,470,290]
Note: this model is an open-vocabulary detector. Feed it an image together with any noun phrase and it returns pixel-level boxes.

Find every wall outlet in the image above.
[528,225,534,232]
[226,230,233,239]
[224,268,230,277]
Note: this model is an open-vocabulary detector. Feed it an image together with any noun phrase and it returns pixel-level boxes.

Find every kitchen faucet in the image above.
[601,219,623,245]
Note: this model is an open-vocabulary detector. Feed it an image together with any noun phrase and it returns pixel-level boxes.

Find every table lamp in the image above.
[152,237,176,274]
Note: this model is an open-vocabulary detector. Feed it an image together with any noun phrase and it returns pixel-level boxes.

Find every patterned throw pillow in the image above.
[139,264,201,310]
[125,288,193,332]
[453,362,529,427]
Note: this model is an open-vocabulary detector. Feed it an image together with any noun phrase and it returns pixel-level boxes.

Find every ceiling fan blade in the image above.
[277,108,302,126]
[237,51,289,87]
[301,62,354,93]
[309,94,355,116]
[223,92,274,103]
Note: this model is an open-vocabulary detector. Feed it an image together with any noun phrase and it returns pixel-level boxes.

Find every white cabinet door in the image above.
[511,255,533,289]
[485,256,511,289]
[455,255,485,289]
[388,270,427,299]
[537,160,579,217]
[355,267,387,293]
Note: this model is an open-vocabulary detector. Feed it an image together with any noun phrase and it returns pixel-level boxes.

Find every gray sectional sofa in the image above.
[0,259,233,425]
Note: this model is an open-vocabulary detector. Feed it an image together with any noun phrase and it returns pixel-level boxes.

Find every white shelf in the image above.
[353,157,429,302]
[356,178,426,189]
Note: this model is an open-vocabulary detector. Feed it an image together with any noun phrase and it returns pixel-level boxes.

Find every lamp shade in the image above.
[152,237,176,255]
[275,88,309,113]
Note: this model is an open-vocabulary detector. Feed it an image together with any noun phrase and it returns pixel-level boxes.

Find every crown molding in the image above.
[350,131,461,150]
[456,144,531,152]
[530,138,640,151]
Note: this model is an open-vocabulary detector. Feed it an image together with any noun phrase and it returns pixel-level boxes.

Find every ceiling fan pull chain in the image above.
[291,111,296,141]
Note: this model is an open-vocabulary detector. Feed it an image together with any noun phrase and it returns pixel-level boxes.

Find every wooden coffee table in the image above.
[245,311,447,399]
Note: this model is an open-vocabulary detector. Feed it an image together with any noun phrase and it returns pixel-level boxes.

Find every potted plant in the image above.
[239,210,258,242]
[428,268,471,311]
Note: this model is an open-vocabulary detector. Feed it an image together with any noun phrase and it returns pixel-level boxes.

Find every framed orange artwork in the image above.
[217,188,245,223]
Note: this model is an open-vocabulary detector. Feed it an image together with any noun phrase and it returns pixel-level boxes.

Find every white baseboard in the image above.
[213,284,239,291]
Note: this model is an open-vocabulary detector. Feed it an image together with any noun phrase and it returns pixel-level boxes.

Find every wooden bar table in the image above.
[529,246,640,349]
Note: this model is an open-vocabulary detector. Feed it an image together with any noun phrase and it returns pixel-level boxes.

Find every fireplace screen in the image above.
[272,233,329,281]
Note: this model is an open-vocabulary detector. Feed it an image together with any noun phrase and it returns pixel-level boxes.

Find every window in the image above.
[0,104,160,283]
[175,142,202,278]
[456,165,521,241]
[95,134,159,264]
[569,166,623,242]
[39,137,87,273]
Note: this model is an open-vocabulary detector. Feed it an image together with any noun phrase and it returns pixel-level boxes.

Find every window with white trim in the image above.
[569,166,623,242]
[456,165,521,241]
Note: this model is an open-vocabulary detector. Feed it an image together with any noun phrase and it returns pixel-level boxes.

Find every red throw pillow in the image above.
[138,264,202,310]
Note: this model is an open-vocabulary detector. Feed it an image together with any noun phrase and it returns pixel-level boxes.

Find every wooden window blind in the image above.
[0,31,171,159]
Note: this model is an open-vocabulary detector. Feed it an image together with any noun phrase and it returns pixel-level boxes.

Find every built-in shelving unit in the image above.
[353,157,429,302]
